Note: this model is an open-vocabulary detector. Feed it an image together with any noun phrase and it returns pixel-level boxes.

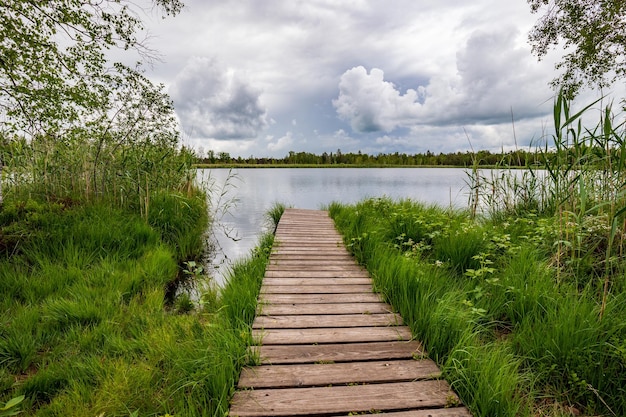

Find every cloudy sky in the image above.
[138,0,619,158]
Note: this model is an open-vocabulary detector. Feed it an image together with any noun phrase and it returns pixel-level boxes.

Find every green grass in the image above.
[265,202,287,233]
[0,193,274,416]
[329,196,626,416]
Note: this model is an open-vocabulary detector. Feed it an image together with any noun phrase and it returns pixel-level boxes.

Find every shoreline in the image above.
[194,163,528,169]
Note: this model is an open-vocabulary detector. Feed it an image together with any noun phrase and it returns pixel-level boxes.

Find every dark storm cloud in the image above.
[168,57,268,139]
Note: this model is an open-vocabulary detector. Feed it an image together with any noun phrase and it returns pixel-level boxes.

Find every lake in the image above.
[197,167,474,285]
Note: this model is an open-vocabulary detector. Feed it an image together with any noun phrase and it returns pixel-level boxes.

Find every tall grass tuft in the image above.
[266,202,286,233]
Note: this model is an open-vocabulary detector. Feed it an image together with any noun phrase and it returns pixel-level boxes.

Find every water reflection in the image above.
[198,168,472,285]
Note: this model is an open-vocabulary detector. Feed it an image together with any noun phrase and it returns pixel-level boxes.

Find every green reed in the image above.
[465,91,626,315]
[1,131,197,220]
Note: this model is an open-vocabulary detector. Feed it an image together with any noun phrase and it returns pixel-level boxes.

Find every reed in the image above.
[1,131,197,219]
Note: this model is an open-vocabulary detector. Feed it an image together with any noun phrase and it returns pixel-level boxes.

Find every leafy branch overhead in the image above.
[0,0,183,137]
[528,0,626,97]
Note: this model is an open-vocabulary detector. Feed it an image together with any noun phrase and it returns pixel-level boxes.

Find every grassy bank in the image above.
[329,198,626,416]
[0,192,273,416]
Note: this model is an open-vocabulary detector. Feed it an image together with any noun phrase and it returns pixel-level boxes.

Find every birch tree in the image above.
[0,0,184,204]
[528,0,626,97]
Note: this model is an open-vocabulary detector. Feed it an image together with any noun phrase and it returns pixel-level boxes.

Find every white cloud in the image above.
[333,66,423,133]
[169,57,268,140]
[267,132,294,152]
[333,27,554,138]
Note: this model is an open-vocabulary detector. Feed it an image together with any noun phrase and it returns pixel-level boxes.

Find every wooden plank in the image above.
[252,341,426,364]
[229,380,458,417]
[258,302,392,315]
[265,266,363,273]
[271,245,349,250]
[253,326,412,344]
[238,359,441,388]
[276,234,338,238]
[265,270,370,278]
[262,277,372,286]
[368,409,473,417]
[269,259,357,266]
[253,313,403,329]
[260,284,373,294]
[272,251,354,263]
[276,240,342,245]
[270,252,354,258]
[260,293,381,304]
[270,250,351,256]
[265,265,358,277]
[268,262,358,269]
[278,221,335,224]
[272,245,347,249]
[275,236,341,240]
[278,228,336,232]
[276,239,343,247]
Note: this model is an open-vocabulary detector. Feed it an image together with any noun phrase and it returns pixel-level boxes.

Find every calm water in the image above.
[198,167,472,285]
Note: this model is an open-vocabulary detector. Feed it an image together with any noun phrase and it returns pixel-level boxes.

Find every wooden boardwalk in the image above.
[229,209,472,417]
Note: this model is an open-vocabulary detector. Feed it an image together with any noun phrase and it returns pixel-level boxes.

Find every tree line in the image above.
[197,148,543,167]
[198,144,626,168]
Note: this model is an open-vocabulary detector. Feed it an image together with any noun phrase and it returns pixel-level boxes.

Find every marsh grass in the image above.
[1,133,198,219]
[330,190,626,416]
[266,202,287,233]
[467,92,626,302]
[0,189,275,416]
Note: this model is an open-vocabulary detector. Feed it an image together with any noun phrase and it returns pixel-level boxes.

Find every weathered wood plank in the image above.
[270,250,351,256]
[265,264,360,272]
[277,236,339,240]
[262,277,372,286]
[272,244,347,249]
[253,313,402,329]
[253,326,412,344]
[238,359,441,388]
[260,293,381,304]
[264,270,370,278]
[258,302,392,315]
[276,236,339,240]
[229,380,458,417]
[260,284,373,294]
[273,242,344,248]
[265,269,369,278]
[269,259,357,266]
[270,253,352,258]
[251,341,426,364]
[367,409,473,417]
[328,410,473,417]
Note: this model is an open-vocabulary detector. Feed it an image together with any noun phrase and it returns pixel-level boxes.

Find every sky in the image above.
[137,0,622,158]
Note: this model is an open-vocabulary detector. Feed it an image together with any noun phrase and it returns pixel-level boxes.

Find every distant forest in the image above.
[195,149,543,167]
